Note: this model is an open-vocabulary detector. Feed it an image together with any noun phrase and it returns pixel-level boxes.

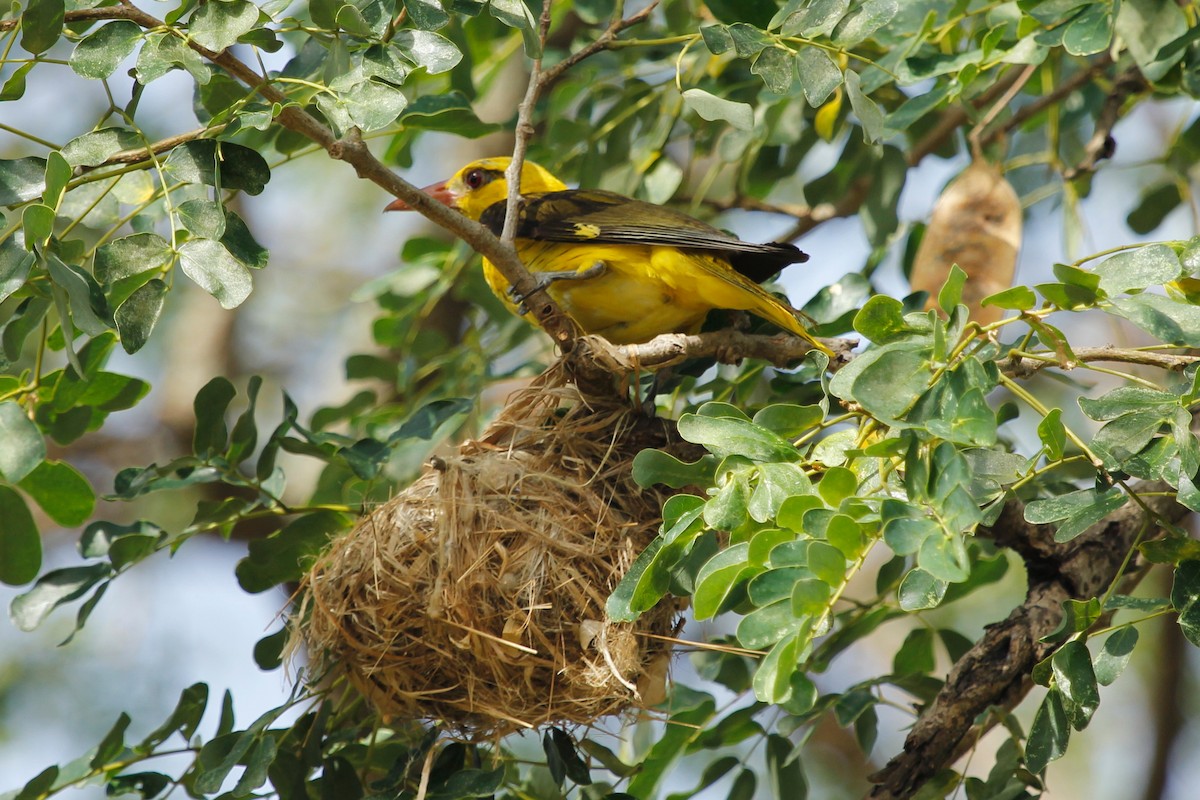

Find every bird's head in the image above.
[384,157,567,221]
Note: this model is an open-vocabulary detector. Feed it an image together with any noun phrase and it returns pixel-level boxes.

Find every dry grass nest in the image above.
[296,365,687,738]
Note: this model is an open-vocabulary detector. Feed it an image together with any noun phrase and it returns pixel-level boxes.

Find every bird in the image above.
[384,157,829,353]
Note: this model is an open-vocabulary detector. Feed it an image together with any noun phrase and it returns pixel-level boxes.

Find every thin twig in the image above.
[81,125,226,170]
[1003,345,1200,378]
[968,64,1038,158]
[501,0,553,246]
[537,0,661,91]
[1062,66,1148,180]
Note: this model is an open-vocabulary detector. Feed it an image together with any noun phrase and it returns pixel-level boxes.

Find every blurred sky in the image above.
[3,19,1200,799]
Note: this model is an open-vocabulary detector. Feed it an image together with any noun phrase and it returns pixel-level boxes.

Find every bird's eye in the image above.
[465,169,485,189]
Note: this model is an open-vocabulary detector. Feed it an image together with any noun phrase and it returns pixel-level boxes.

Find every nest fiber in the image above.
[299,372,681,736]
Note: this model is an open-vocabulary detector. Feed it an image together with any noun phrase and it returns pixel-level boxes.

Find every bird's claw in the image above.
[508,261,609,314]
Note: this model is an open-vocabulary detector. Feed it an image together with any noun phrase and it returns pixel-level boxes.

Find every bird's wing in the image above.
[479,189,808,280]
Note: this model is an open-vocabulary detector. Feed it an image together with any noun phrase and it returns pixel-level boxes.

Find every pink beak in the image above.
[384,179,455,212]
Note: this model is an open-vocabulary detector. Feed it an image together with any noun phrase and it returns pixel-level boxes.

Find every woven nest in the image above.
[297,366,685,737]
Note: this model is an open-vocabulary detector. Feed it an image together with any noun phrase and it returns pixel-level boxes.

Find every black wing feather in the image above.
[478,189,807,282]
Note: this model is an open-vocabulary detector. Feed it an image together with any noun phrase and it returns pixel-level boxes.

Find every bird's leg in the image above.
[509,261,608,314]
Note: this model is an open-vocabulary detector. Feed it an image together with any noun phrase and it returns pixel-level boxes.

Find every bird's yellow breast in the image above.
[483,240,802,345]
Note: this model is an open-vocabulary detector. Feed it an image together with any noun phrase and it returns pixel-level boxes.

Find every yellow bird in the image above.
[385,157,828,353]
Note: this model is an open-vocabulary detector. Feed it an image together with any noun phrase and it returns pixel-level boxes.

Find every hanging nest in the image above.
[296,363,687,738]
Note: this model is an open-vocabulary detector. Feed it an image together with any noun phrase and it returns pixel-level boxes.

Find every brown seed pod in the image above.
[911,158,1023,325]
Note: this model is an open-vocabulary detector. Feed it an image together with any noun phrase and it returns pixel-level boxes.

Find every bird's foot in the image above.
[509,261,608,314]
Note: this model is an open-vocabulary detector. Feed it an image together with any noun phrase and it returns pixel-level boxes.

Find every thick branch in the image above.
[564,329,853,391]
[867,485,1190,799]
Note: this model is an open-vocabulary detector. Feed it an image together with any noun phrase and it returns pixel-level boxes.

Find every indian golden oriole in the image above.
[385,157,828,353]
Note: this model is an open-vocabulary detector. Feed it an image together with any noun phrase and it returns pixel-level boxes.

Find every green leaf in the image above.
[632,449,716,488]
[0,400,46,483]
[778,0,849,37]
[982,285,1036,312]
[677,413,797,462]
[135,30,211,84]
[94,232,174,289]
[694,543,755,619]
[892,627,935,674]
[752,47,794,94]
[1109,293,1200,346]
[748,463,811,522]
[1093,627,1138,687]
[178,239,253,309]
[852,295,911,342]
[765,734,807,800]
[404,0,450,29]
[700,24,733,54]
[115,279,168,354]
[9,563,110,629]
[1026,690,1070,775]
[193,376,235,457]
[396,90,499,137]
[682,88,753,131]
[738,599,804,649]
[140,682,209,749]
[20,0,64,55]
[18,460,94,526]
[1094,244,1181,295]
[1040,597,1102,644]
[47,254,109,336]
[606,536,666,621]
[1079,386,1179,421]
[392,29,462,73]
[937,264,966,313]
[728,22,771,57]
[0,485,40,586]
[794,46,842,107]
[488,0,540,57]
[1127,183,1183,235]
[1063,1,1114,55]
[1038,408,1066,460]
[0,62,34,101]
[163,141,270,195]
[23,204,55,250]
[342,79,409,131]
[1114,0,1188,82]
[91,712,131,769]
[897,568,946,611]
[61,127,143,168]
[70,20,143,79]
[1172,560,1200,646]
[1051,640,1099,730]
[842,345,931,420]
[0,156,48,205]
[844,70,884,144]
[0,238,35,303]
[42,152,70,211]
[253,627,287,670]
[236,510,348,592]
[752,630,802,703]
[189,0,261,52]
[831,0,898,46]
[1024,486,1128,542]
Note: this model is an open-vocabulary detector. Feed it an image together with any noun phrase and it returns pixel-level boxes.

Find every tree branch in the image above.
[1003,345,1200,378]
[563,329,853,392]
[867,485,1190,799]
